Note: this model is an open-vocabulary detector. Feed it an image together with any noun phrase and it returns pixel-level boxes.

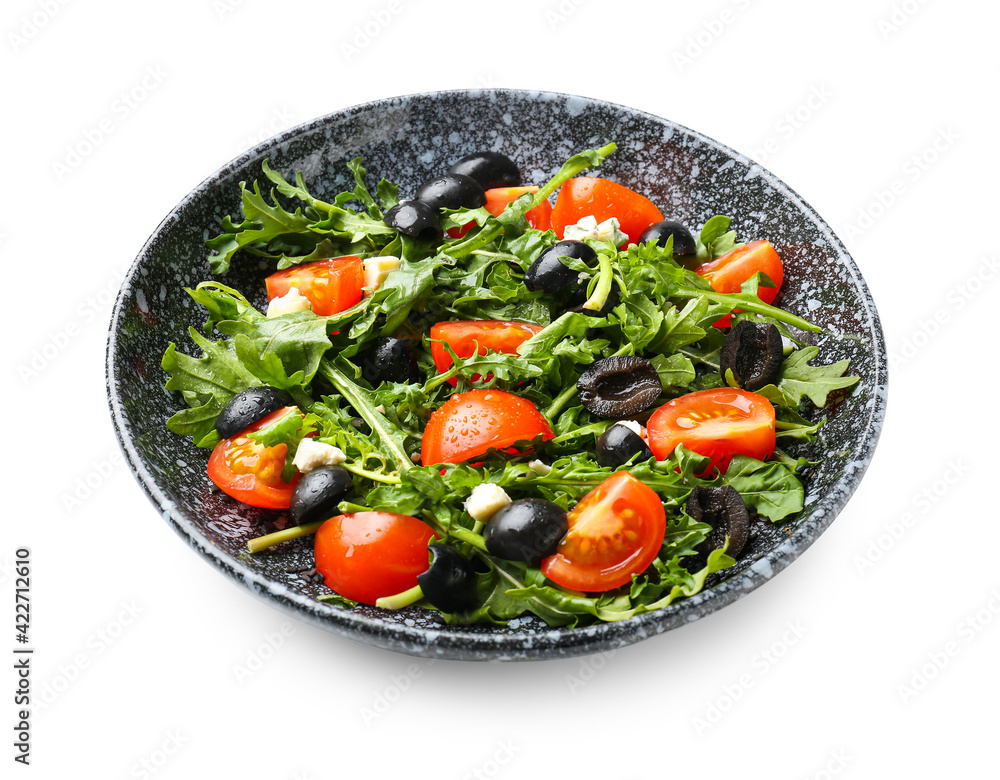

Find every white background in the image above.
[3,0,997,777]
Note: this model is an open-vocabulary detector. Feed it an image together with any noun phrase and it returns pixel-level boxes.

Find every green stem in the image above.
[318,360,412,473]
[470,250,520,261]
[376,584,424,610]
[341,463,401,484]
[674,287,820,332]
[448,526,489,553]
[583,252,613,311]
[543,384,579,423]
[247,521,323,554]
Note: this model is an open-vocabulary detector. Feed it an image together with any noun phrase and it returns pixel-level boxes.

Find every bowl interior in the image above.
[107,90,886,661]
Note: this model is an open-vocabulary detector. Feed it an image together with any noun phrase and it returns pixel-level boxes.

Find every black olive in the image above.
[687,485,750,558]
[447,151,521,189]
[416,545,477,613]
[596,423,654,468]
[384,200,440,241]
[216,386,294,439]
[413,173,486,212]
[289,466,354,526]
[483,499,568,565]
[719,321,784,391]
[638,220,697,259]
[523,240,595,293]
[359,337,419,385]
[577,356,662,418]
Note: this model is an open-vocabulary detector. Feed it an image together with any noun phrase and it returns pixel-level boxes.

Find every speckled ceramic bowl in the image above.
[107,90,886,661]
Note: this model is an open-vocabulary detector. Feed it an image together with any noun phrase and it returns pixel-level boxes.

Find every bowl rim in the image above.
[106,88,887,661]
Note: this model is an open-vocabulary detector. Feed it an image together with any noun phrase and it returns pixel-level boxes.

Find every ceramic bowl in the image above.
[107,89,886,661]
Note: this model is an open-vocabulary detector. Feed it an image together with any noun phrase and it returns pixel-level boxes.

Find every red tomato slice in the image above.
[448,186,553,238]
[421,389,554,465]
[430,320,543,384]
[694,240,784,328]
[207,407,301,508]
[541,471,666,592]
[646,388,776,475]
[265,256,364,316]
[551,177,663,245]
[314,512,436,605]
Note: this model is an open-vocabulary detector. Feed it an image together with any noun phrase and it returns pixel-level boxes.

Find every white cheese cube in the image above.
[292,439,346,473]
[563,215,628,247]
[266,286,312,317]
[528,459,552,476]
[465,483,511,523]
[363,255,400,291]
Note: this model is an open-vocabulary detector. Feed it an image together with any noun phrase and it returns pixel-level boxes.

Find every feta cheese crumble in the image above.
[266,286,312,317]
[465,483,511,522]
[363,256,400,291]
[291,440,346,473]
[563,215,628,247]
[528,459,552,476]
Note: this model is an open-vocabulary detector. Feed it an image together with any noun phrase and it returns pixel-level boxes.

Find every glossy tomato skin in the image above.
[421,389,554,465]
[265,256,364,316]
[551,177,663,246]
[448,186,552,238]
[646,388,776,475]
[695,240,784,327]
[314,512,436,605]
[430,320,543,378]
[540,471,666,592]
[207,407,301,508]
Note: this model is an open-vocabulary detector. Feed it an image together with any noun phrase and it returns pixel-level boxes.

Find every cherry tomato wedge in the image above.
[540,471,666,592]
[448,186,553,238]
[314,512,436,605]
[646,388,776,475]
[421,389,554,465]
[430,320,543,383]
[551,177,663,245]
[265,256,364,316]
[694,240,784,328]
[207,407,301,508]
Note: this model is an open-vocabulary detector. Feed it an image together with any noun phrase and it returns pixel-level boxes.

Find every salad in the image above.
[161,142,858,627]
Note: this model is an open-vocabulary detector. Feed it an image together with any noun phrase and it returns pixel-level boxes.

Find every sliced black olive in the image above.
[289,466,354,526]
[483,499,568,565]
[596,423,654,468]
[359,337,419,385]
[383,200,440,241]
[447,151,521,189]
[638,220,697,261]
[216,387,294,439]
[523,240,595,293]
[719,321,784,391]
[687,485,750,558]
[413,173,486,212]
[416,544,477,613]
[577,356,662,418]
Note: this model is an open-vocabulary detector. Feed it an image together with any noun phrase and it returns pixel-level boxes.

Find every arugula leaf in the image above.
[218,313,333,389]
[725,455,804,521]
[778,346,860,407]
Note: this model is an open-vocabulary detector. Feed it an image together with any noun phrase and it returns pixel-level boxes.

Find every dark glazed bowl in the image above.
[106,90,886,661]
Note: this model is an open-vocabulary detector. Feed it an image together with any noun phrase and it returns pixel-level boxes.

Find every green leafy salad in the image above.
[161,141,858,627]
